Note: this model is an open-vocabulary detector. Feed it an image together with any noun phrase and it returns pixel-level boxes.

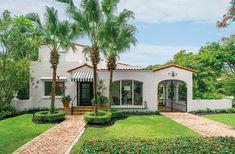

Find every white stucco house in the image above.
[12,44,232,112]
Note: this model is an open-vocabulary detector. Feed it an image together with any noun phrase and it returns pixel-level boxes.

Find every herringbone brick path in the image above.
[13,116,85,154]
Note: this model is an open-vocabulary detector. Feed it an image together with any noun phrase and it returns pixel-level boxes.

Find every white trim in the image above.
[42,96,62,99]
[40,77,67,81]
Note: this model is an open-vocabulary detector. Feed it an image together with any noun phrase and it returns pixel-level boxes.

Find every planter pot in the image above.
[100,102,105,107]
[62,101,70,108]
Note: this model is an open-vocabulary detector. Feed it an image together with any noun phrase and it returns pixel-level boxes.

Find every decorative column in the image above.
[173,81,179,103]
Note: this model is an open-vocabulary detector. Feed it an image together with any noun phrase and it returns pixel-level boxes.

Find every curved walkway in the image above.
[13,116,85,154]
[162,112,235,137]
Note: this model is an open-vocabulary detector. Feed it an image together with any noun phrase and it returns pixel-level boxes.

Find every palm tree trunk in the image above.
[51,65,56,113]
[50,47,59,114]
[108,69,113,112]
[93,64,98,116]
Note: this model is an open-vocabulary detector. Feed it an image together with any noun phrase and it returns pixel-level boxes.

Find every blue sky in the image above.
[0,0,234,66]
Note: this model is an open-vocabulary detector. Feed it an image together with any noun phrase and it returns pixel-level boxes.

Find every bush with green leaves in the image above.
[84,110,112,125]
[110,109,124,119]
[79,137,235,153]
[124,110,160,116]
[191,108,235,114]
[32,110,65,123]
[0,104,22,120]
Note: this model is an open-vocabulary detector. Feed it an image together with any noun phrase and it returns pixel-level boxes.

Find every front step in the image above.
[71,106,106,115]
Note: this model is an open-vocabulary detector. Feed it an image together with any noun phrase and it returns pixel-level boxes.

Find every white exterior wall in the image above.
[11,45,233,112]
[188,99,232,112]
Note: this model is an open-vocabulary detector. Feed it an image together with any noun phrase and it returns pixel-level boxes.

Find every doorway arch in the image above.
[158,80,187,112]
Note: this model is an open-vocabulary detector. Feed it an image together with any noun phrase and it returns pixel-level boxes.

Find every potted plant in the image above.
[62,95,71,108]
[98,95,108,107]
[97,80,108,107]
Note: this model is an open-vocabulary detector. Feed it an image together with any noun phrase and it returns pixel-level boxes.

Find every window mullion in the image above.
[132,80,134,106]
[120,81,122,106]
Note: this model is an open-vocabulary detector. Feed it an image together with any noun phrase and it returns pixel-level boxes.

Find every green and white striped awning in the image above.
[72,71,93,82]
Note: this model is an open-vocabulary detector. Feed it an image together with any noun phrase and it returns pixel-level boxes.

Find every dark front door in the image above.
[80,82,93,106]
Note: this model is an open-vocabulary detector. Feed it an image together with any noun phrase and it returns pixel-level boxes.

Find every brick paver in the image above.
[161,112,235,137]
[13,116,85,154]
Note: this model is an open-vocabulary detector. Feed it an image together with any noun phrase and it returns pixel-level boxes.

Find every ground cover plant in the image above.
[71,115,198,153]
[0,114,54,154]
[202,113,235,128]
[77,137,235,154]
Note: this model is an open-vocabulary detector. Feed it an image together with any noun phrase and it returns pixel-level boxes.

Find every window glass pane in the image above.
[134,81,143,105]
[44,81,64,96]
[122,80,132,105]
[112,81,120,105]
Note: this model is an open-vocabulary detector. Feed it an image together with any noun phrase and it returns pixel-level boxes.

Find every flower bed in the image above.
[33,110,65,123]
[79,137,235,153]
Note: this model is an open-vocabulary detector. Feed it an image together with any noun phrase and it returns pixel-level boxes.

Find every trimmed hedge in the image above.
[111,109,124,119]
[79,137,235,153]
[33,110,65,123]
[84,110,112,125]
[124,110,160,116]
[191,108,235,114]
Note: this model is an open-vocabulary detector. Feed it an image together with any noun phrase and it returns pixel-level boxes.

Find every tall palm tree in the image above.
[59,0,105,115]
[100,13,137,111]
[26,7,77,113]
[103,24,136,111]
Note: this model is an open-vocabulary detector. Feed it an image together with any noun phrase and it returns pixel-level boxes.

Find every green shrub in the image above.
[191,108,235,114]
[124,110,160,116]
[79,137,235,153]
[33,110,65,123]
[110,109,124,119]
[84,110,112,125]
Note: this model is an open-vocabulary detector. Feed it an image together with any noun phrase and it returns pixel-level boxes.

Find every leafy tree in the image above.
[0,11,39,111]
[26,7,77,113]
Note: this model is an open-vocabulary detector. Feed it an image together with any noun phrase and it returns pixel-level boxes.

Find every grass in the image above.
[202,113,235,128]
[0,114,54,154]
[71,115,198,153]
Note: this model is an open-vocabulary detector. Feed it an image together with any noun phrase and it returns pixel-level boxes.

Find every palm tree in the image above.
[26,7,77,113]
[100,13,137,111]
[59,0,105,115]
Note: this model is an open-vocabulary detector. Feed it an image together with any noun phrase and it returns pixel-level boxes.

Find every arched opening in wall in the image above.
[158,80,187,112]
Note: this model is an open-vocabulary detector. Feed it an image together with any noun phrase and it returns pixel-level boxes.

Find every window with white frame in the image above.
[112,80,143,106]
[44,81,65,96]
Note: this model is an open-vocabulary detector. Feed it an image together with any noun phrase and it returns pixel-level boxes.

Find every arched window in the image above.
[112,80,143,106]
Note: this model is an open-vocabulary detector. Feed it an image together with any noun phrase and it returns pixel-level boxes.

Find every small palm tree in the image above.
[100,5,137,111]
[26,7,77,113]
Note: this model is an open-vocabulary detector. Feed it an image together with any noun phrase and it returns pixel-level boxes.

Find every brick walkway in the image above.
[13,116,85,154]
[161,112,235,137]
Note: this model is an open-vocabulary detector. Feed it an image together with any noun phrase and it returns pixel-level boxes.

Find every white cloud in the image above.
[119,44,200,66]
[119,0,230,23]
[0,0,230,23]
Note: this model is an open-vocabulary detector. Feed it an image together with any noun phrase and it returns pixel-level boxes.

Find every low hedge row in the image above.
[191,108,235,114]
[79,137,235,153]
[84,109,160,125]
[123,110,160,116]
[84,110,112,125]
[0,106,50,121]
[33,110,65,123]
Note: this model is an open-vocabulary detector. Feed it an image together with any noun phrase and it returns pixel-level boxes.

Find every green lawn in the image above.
[71,115,198,153]
[202,114,235,128]
[0,114,54,154]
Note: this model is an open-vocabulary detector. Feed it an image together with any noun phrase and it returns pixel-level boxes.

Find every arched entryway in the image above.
[158,80,187,112]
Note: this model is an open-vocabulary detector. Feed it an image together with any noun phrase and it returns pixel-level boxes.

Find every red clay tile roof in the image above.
[67,63,93,73]
[153,64,197,73]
